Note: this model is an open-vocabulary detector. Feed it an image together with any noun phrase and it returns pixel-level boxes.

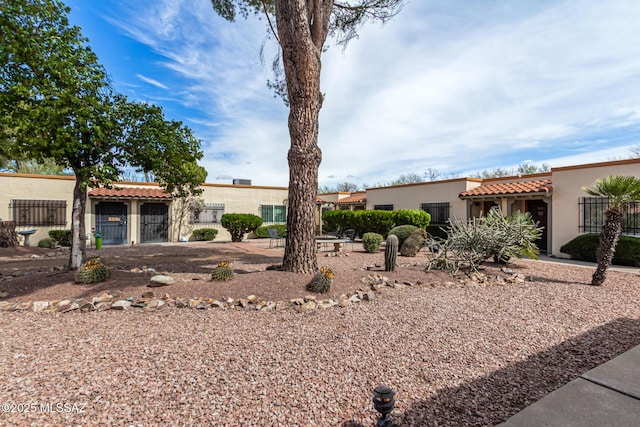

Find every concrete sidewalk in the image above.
[536,254,640,275]
[499,344,640,426]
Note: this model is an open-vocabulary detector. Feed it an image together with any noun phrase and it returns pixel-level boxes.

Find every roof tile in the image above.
[335,193,367,204]
[88,187,172,199]
[459,179,553,198]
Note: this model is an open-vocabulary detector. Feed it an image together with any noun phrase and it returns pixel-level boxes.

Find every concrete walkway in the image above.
[499,344,640,426]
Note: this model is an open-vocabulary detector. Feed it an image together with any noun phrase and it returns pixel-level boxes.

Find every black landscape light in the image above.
[372,384,396,427]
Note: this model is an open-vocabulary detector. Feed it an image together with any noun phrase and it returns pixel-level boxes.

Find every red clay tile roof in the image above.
[88,187,172,199]
[317,196,325,203]
[459,179,553,198]
[334,193,367,204]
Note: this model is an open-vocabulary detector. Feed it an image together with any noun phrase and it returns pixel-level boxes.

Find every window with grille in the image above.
[579,197,640,235]
[260,205,287,223]
[191,203,224,224]
[11,199,67,226]
[374,204,394,211]
[420,202,450,224]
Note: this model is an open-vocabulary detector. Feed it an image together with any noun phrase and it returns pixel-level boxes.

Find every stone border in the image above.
[0,269,526,314]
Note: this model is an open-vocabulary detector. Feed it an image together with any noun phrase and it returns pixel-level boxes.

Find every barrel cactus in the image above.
[384,234,398,272]
[76,257,110,284]
[306,267,334,294]
[211,260,234,281]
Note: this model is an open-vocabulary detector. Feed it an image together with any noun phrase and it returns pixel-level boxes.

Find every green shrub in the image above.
[560,234,640,266]
[254,224,287,238]
[388,225,419,246]
[48,229,71,246]
[392,209,431,229]
[221,213,263,242]
[362,232,384,253]
[191,228,218,241]
[38,238,53,248]
[322,210,353,235]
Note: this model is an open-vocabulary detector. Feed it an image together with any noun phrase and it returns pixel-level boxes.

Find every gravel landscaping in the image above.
[1,242,640,426]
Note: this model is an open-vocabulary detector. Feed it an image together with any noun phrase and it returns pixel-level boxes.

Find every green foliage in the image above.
[355,210,396,237]
[191,228,218,241]
[400,228,427,257]
[254,224,287,238]
[48,229,71,247]
[305,267,334,294]
[560,234,640,266]
[392,210,431,229]
[221,213,263,242]
[384,234,399,271]
[427,209,543,273]
[362,232,383,253]
[75,257,110,284]
[388,225,419,246]
[37,238,53,248]
[210,260,234,281]
[322,210,353,235]
[583,175,640,208]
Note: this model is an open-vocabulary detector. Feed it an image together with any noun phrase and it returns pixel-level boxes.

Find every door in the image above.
[95,202,127,245]
[141,203,169,243]
[527,199,548,252]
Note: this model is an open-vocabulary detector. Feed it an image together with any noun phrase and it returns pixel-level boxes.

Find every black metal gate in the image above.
[95,202,127,245]
[141,203,169,243]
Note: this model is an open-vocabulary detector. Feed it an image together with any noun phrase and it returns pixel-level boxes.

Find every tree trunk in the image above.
[276,0,332,274]
[68,176,87,270]
[591,208,623,286]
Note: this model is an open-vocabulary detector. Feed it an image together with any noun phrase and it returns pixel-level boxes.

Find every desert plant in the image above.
[384,234,399,271]
[221,213,263,242]
[191,228,218,241]
[37,238,53,248]
[362,232,383,253]
[388,224,419,246]
[306,267,334,293]
[75,257,110,284]
[400,228,427,257]
[48,229,71,246]
[211,260,234,281]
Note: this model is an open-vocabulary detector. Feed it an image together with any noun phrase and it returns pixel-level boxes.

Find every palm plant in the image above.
[583,175,640,285]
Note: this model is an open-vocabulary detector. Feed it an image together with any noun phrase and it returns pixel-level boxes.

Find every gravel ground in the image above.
[1,257,640,426]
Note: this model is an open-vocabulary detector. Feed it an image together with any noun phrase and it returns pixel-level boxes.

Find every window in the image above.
[191,203,224,224]
[260,204,287,223]
[420,202,450,224]
[579,197,640,235]
[11,199,67,226]
[374,204,394,211]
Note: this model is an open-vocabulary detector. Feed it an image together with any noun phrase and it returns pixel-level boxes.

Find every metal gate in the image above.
[141,203,169,243]
[95,202,127,245]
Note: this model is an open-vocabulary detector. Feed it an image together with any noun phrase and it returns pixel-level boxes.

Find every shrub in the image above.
[191,228,218,241]
[355,210,396,237]
[322,210,353,235]
[38,238,53,248]
[362,232,383,253]
[400,228,427,257]
[392,209,431,229]
[560,234,640,266]
[221,213,263,242]
[254,224,287,238]
[48,229,71,246]
[388,225,419,247]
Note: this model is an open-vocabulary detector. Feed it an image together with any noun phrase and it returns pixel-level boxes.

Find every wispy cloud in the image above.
[136,74,169,89]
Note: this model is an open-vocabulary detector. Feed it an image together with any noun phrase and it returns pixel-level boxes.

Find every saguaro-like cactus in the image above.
[385,234,399,272]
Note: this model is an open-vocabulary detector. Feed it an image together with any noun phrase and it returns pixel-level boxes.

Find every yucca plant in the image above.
[211,260,234,281]
[306,267,334,293]
[76,256,110,284]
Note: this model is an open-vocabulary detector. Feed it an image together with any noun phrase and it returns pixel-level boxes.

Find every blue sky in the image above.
[65,0,640,188]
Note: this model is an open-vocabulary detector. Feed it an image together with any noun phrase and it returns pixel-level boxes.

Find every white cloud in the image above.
[136,74,169,89]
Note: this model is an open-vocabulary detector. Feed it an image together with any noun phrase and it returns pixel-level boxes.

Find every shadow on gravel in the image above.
[393,317,640,427]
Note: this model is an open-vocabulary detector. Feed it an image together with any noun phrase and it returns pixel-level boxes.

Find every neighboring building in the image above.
[0,173,288,245]
[3,158,639,256]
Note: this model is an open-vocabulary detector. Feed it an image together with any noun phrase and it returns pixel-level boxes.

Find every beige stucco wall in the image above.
[1,173,288,245]
[550,159,640,257]
[365,178,483,222]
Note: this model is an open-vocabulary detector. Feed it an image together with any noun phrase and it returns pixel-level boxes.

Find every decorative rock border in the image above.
[0,268,526,314]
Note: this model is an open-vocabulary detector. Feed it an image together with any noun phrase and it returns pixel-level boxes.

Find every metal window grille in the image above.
[191,203,224,224]
[579,197,640,235]
[260,205,287,223]
[420,202,450,224]
[10,199,67,226]
[374,204,394,211]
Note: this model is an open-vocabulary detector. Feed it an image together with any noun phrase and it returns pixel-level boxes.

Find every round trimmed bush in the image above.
[362,232,384,253]
[191,228,218,241]
[38,238,53,248]
[221,213,263,242]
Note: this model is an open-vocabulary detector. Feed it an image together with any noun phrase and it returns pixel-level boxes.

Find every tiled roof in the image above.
[317,196,325,203]
[459,179,553,198]
[88,187,172,199]
[335,193,367,204]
